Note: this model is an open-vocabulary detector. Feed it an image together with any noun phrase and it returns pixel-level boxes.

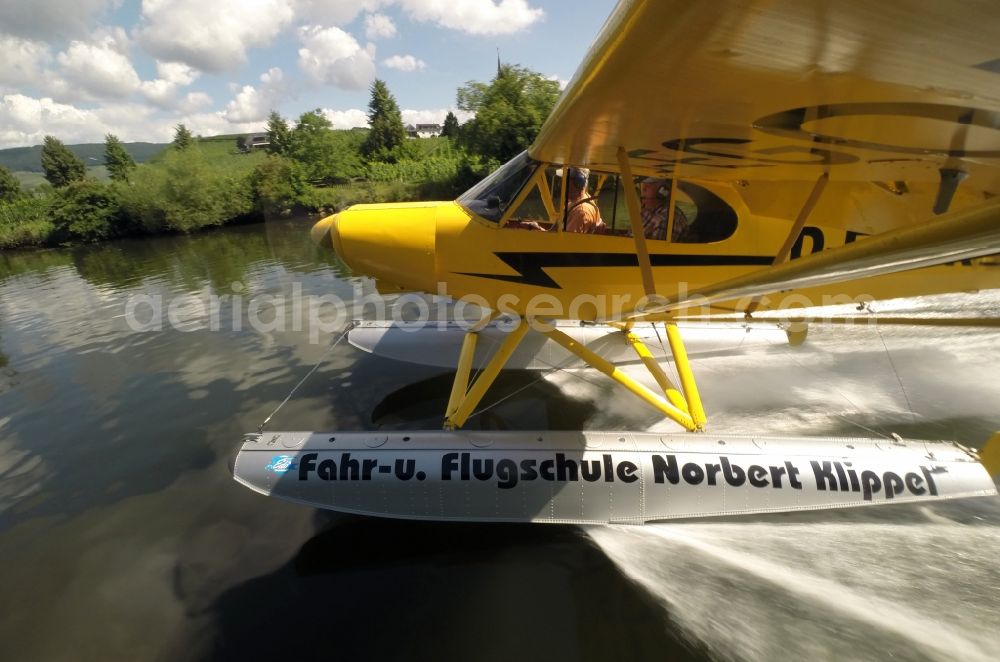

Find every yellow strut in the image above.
[665,323,706,429]
[616,146,657,297]
[543,326,696,431]
[445,331,478,420]
[444,320,529,429]
[622,330,689,413]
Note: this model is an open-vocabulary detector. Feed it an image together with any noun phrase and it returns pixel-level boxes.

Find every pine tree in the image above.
[104,133,136,183]
[0,165,21,202]
[265,110,292,155]
[441,111,459,138]
[40,135,86,188]
[361,79,406,159]
[172,123,195,150]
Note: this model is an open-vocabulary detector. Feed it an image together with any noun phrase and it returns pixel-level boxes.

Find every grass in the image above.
[13,171,46,188]
[14,165,111,189]
[146,138,267,175]
[0,197,54,249]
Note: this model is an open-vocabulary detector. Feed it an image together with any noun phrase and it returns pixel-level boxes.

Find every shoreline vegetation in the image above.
[0,66,560,252]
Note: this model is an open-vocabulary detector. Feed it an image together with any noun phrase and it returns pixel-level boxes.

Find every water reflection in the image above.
[0,221,340,293]
[0,218,998,661]
[180,515,705,662]
[371,370,599,429]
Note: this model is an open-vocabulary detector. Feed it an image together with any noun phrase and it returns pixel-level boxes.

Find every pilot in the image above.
[638,177,688,241]
[565,167,607,234]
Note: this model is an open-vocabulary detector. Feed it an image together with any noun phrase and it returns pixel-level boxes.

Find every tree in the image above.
[456,64,561,163]
[250,155,308,214]
[289,109,363,185]
[172,123,195,150]
[441,111,459,138]
[265,110,292,155]
[40,135,86,187]
[361,79,406,160]
[50,179,121,242]
[0,165,21,202]
[294,108,332,135]
[104,133,136,183]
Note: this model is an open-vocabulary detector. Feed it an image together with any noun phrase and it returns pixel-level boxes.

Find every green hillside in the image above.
[0,142,168,173]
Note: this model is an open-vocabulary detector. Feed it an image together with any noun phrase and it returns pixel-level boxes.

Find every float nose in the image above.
[310,213,341,254]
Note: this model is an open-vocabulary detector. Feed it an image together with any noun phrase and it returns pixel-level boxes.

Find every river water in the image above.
[0,217,998,661]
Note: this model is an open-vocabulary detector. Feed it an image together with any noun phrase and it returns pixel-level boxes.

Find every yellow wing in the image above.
[531,0,1000,235]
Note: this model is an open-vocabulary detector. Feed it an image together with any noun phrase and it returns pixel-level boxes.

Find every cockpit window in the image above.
[594,176,737,243]
[501,165,562,230]
[457,151,537,223]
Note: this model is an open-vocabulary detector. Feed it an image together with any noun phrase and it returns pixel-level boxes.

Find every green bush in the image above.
[120,148,254,233]
[297,186,347,213]
[249,156,308,214]
[0,165,22,203]
[50,179,122,242]
[0,195,54,248]
[365,154,463,186]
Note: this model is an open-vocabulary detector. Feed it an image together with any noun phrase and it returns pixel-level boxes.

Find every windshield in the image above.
[457,151,537,222]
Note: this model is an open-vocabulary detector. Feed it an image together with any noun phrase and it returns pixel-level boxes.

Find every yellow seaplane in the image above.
[234,0,1000,523]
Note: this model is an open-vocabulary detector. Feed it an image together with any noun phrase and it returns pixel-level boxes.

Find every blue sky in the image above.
[0,0,617,149]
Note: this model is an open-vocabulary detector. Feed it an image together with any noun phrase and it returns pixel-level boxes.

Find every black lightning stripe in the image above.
[456,252,774,289]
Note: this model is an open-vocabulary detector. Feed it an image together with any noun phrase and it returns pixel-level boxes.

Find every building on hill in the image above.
[405,124,443,139]
[239,133,270,152]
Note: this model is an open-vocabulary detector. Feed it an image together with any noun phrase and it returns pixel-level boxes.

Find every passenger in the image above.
[564,167,607,234]
[638,177,688,241]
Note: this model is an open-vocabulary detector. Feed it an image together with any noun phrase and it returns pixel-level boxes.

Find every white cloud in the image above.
[137,0,294,73]
[156,61,199,87]
[291,1,542,35]
[383,54,425,72]
[401,107,471,126]
[0,93,264,149]
[0,0,118,40]
[364,13,397,39]
[291,0,387,26]
[225,86,267,123]
[397,0,543,35]
[91,102,160,137]
[138,61,203,109]
[173,111,265,139]
[137,79,176,107]
[224,67,287,122]
[298,26,376,90]
[0,93,113,146]
[320,108,368,130]
[0,37,52,88]
[178,92,213,114]
[56,28,140,100]
[0,94,217,148]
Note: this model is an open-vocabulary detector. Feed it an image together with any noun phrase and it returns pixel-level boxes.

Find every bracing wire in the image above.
[872,309,918,425]
[466,325,609,420]
[765,319,894,439]
[257,321,355,433]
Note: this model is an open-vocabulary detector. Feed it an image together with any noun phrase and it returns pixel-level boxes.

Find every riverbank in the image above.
[0,134,474,251]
